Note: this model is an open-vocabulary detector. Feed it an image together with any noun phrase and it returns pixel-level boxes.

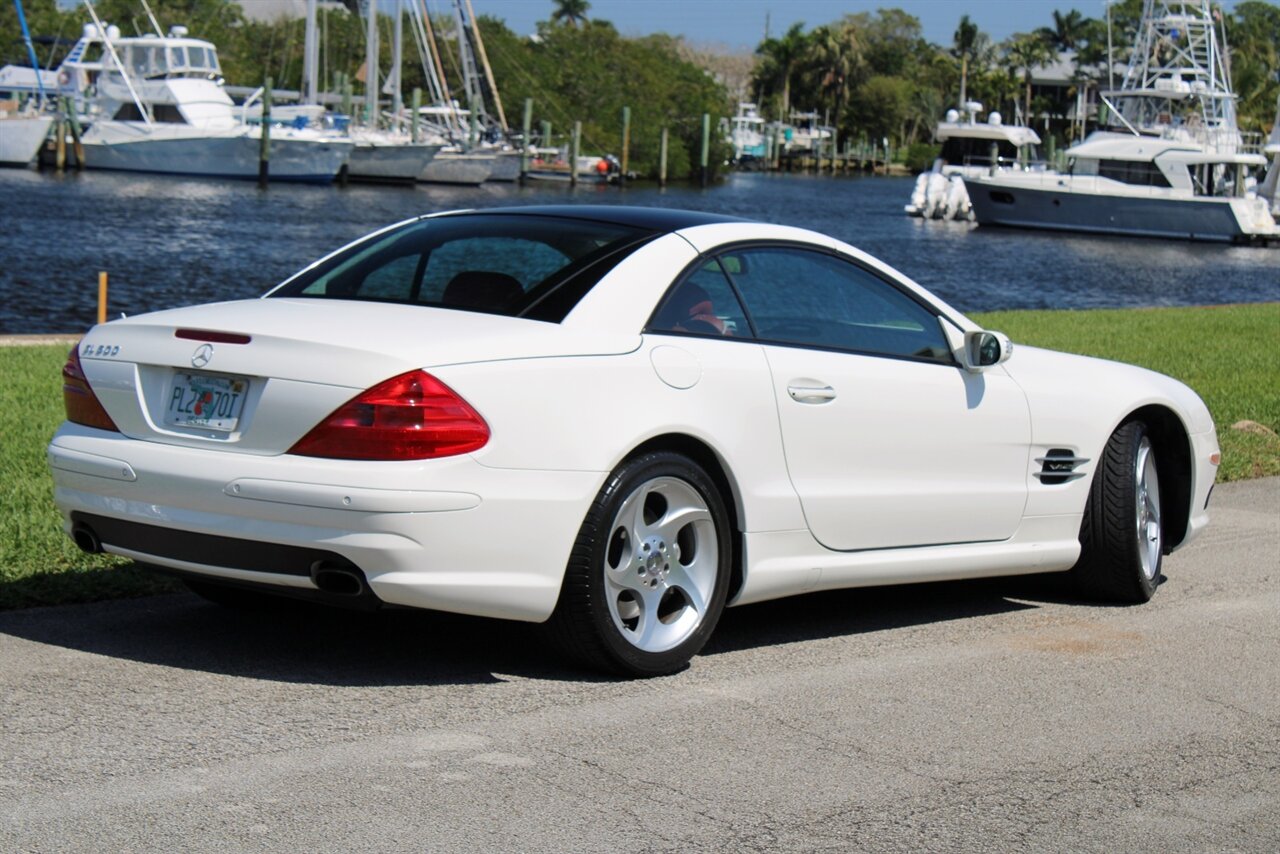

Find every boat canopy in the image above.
[936,122,1040,146]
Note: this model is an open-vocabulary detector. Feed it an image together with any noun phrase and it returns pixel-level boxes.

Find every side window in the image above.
[728,247,951,362]
[649,259,751,338]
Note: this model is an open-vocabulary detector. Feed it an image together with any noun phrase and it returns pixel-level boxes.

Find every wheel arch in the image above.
[622,433,746,603]
[1118,404,1193,551]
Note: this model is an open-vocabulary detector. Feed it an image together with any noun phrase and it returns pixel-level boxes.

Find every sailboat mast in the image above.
[463,0,507,131]
[13,0,47,107]
[419,2,459,133]
[365,0,380,126]
[453,0,485,135]
[391,0,403,131]
[303,0,319,105]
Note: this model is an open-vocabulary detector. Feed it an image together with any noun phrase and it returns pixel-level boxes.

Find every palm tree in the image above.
[952,14,988,110]
[551,0,590,29]
[1037,9,1088,51]
[1004,33,1056,125]
[756,22,809,118]
[812,21,861,125]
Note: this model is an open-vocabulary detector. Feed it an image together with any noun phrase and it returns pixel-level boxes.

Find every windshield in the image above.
[268,214,655,322]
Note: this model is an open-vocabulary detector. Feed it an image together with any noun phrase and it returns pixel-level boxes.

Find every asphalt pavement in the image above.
[1,477,1277,852]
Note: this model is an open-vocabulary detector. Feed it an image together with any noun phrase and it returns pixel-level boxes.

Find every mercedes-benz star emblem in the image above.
[191,344,214,368]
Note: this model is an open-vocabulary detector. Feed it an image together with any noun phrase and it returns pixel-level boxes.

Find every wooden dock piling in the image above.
[54,113,65,171]
[411,87,422,141]
[570,121,581,187]
[520,98,533,181]
[659,127,668,188]
[620,106,631,186]
[258,76,272,188]
[97,272,107,325]
[62,97,84,169]
[700,113,710,187]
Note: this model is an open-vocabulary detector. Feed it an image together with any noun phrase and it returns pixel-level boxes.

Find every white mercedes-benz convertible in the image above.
[49,206,1219,675]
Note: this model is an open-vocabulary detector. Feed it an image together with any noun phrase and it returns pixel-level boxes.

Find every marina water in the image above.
[1,169,1277,335]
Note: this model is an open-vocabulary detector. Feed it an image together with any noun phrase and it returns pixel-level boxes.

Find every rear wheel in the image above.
[548,452,731,677]
[1071,420,1164,602]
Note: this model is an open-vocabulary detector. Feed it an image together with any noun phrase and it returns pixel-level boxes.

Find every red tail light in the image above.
[289,370,489,460]
[62,346,120,432]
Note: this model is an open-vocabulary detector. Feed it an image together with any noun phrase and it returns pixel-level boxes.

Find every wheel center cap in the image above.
[636,536,671,588]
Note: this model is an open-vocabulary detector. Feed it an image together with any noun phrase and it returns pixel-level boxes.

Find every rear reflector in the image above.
[175,329,252,345]
[62,346,119,432]
[288,370,489,461]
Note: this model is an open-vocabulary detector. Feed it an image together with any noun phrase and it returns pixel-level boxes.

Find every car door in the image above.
[723,245,1031,552]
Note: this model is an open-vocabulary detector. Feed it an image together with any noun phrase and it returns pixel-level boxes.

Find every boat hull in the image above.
[485,151,522,182]
[966,177,1266,243]
[79,124,352,183]
[347,142,441,184]
[418,152,493,185]
[0,115,54,167]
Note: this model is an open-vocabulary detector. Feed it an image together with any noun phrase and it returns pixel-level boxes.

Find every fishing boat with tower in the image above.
[965,0,1277,243]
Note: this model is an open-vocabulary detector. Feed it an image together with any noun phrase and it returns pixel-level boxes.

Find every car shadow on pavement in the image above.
[705,576,1048,656]
[0,573,1089,686]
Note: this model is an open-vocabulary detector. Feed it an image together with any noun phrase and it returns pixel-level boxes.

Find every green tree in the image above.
[550,0,590,30]
[1037,9,1088,51]
[952,14,988,108]
[1228,1,1280,135]
[754,22,809,118]
[803,21,862,126]
[845,74,912,143]
[1003,32,1056,124]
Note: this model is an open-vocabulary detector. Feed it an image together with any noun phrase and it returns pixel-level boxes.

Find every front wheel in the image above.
[1071,420,1164,602]
[548,452,732,677]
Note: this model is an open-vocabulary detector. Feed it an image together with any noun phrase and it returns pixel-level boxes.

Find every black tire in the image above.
[183,578,294,611]
[1071,420,1164,603]
[547,452,732,677]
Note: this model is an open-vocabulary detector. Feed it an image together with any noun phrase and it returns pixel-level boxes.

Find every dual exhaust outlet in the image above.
[71,520,367,598]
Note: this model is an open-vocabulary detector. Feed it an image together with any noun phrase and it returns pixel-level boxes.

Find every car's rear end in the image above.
[48,211,668,621]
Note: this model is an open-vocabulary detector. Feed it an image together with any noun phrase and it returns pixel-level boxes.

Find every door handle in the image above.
[787,384,837,404]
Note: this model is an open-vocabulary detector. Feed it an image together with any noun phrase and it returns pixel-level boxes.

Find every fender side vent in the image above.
[1035,449,1089,485]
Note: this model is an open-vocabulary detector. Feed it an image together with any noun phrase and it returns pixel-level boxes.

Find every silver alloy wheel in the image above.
[603,476,719,653]
[1135,436,1162,580]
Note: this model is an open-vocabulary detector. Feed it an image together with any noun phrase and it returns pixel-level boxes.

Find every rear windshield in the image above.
[267,214,654,322]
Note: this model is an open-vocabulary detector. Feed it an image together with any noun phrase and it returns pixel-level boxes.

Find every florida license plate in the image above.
[165,372,248,432]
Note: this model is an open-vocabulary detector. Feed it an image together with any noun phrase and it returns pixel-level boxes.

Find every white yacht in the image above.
[1260,94,1280,217]
[728,102,766,163]
[905,104,1041,220]
[0,111,53,166]
[58,23,351,182]
[966,0,1276,244]
[0,15,54,168]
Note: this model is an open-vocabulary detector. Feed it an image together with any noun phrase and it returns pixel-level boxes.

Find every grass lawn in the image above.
[1,345,178,610]
[2,302,1276,610]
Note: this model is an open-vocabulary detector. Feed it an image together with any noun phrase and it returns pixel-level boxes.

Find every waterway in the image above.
[1,168,1276,334]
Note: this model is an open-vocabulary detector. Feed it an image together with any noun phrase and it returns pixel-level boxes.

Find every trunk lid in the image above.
[77,298,637,455]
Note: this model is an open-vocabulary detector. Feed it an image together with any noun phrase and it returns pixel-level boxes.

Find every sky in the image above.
[474,0,1134,51]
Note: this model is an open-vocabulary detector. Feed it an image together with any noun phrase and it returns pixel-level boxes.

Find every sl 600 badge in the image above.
[82,343,121,358]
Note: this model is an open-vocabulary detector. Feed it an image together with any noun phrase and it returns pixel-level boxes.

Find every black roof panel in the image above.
[440,205,750,232]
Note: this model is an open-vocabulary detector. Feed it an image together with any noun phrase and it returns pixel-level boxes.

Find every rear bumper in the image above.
[49,423,605,622]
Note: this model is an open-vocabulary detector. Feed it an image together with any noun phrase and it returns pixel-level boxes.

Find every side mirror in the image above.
[963,330,1013,372]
